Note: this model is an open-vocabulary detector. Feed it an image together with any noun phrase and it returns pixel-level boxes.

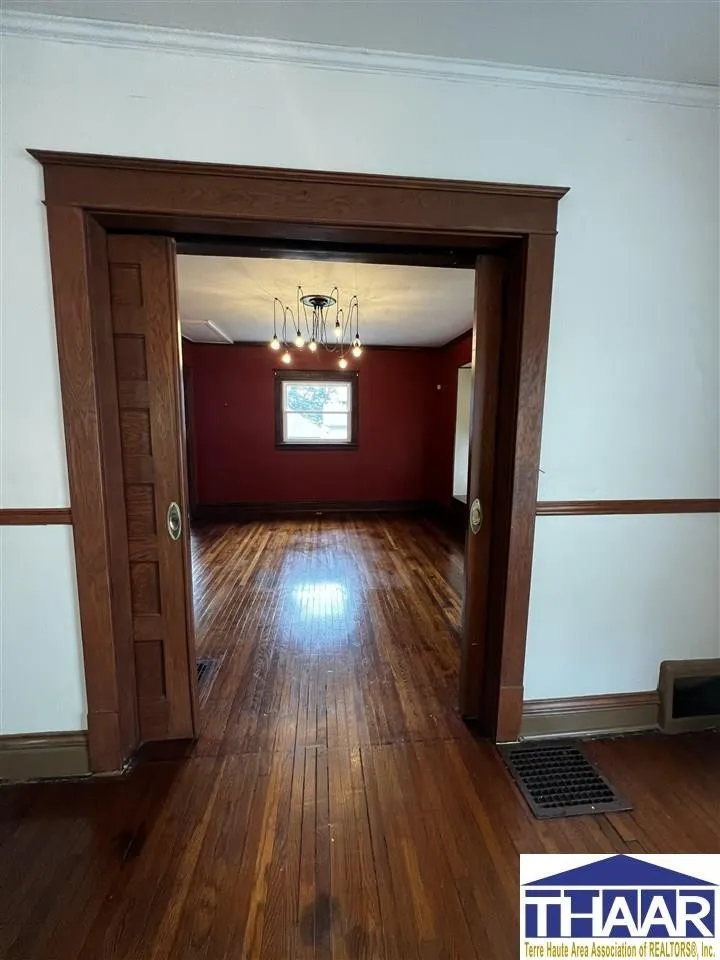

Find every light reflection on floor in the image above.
[190,517,464,663]
[289,579,357,645]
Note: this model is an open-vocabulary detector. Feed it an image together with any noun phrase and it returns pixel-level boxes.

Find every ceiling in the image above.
[177,256,475,347]
[5,0,719,85]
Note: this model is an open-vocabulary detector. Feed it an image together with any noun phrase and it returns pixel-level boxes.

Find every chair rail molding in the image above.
[0,508,73,525]
[536,499,720,516]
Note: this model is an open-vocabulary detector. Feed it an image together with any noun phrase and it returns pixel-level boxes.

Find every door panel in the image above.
[108,235,197,741]
[459,255,504,724]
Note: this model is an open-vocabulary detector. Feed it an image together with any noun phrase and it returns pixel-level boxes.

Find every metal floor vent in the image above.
[499,741,632,820]
[196,657,218,688]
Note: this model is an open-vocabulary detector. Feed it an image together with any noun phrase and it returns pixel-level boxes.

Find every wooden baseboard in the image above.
[521,691,659,739]
[0,731,90,782]
[194,499,432,523]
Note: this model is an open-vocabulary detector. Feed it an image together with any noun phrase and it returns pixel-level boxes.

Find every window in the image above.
[275,371,358,449]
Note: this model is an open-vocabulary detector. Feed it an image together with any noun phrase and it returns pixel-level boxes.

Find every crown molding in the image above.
[2,10,718,110]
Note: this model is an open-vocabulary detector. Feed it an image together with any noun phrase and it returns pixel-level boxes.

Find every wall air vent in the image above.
[659,659,720,733]
[181,320,233,344]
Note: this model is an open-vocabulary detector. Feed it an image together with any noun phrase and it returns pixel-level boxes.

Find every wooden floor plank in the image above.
[1,515,719,958]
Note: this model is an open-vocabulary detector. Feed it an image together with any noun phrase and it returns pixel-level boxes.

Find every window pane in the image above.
[285,412,350,442]
[284,382,350,414]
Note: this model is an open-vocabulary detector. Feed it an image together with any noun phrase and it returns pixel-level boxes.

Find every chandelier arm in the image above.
[336,308,345,352]
[298,286,313,339]
[273,297,284,338]
[284,306,295,344]
[334,288,341,349]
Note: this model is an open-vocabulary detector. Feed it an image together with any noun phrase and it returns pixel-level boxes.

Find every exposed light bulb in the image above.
[281,350,292,364]
[294,330,305,349]
[334,322,342,341]
[338,356,348,369]
[351,336,363,358]
[269,335,281,351]
[308,338,318,353]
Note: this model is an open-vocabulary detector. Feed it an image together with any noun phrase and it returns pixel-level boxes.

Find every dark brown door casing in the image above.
[107,235,198,741]
[460,256,504,721]
[36,152,567,768]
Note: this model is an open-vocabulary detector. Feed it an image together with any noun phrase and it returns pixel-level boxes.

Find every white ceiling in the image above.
[177,256,475,347]
[5,0,719,85]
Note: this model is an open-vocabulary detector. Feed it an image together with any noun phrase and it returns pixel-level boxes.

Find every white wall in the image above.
[525,514,720,699]
[1,24,718,732]
[453,367,473,498]
[0,526,86,733]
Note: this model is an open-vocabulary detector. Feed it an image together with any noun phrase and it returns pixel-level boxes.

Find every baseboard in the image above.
[521,691,660,740]
[194,499,432,523]
[0,731,90,782]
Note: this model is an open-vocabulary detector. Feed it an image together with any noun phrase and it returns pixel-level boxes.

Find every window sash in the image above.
[283,412,351,443]
[281,380,353,444]
[284,381,350,413]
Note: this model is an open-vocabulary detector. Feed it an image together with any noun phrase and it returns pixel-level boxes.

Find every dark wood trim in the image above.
[45,205,126,774]
[521,691,659,739]
[0,508,72,525]
[113,214,522,250]
[273,370,360,380]
[0,731,90,782]
[31,152,567,241]
[493,234,558,742]
[537,499,720,516]
[188,340,443,352]
[176,236,493,266]
[347,344,438,352]
[32,150,567,755]
[85,218,140,764]
[274,369,359,450]
[194,500,432,523]
[459,257,503,721]
[30,150,569,203]
[523,691,660,717]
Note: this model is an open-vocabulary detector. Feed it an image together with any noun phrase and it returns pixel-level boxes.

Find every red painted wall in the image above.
[183,343,442,504]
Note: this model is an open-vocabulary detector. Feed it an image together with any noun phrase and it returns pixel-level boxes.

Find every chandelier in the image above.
[268,286,363,368]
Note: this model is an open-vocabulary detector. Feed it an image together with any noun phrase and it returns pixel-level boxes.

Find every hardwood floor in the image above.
[190,515,466,754]
[1,515,719,959]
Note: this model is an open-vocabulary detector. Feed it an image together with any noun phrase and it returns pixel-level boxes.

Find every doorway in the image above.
[177,251,477,746]
[35,150,566,771]
[453,363,474,504]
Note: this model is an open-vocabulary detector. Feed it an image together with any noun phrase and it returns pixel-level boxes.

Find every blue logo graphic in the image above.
[523,855,717,939]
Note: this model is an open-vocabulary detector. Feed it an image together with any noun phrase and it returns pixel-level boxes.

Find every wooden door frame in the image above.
[32,150,567,772]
